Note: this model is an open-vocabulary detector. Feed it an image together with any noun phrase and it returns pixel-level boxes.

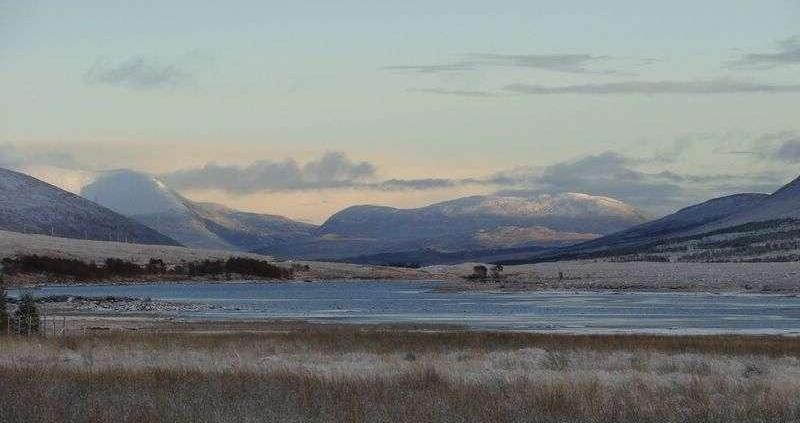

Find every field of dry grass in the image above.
[2,323,800,422]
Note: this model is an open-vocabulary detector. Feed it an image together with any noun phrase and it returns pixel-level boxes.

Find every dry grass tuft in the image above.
[2,326,800,422]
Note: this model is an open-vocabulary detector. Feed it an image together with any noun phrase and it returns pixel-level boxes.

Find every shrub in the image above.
[13,293,40,335]
[0,285,9,335]
[225,257,293,279]
[146,258,167,274]
[104,258,142,276]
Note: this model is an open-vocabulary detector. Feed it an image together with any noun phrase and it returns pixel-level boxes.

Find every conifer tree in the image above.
[14,293,39,335]
[0,285,8,335]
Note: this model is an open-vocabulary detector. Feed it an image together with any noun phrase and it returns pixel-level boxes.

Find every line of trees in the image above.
[1,255,296,281]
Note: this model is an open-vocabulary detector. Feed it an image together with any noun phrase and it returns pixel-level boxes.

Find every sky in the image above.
[2,1,800,223]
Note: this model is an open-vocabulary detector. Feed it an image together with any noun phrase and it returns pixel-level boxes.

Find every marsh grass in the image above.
[2,325,800,422]
[16,322,800,355]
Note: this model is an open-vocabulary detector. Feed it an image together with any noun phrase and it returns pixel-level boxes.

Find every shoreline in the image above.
[8,286,799,337]
[11,313,800,338]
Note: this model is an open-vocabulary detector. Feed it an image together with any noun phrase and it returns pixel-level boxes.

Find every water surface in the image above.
[12,281,800,334]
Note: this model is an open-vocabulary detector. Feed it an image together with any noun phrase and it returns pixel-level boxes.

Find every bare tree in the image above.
[490,264,504,281]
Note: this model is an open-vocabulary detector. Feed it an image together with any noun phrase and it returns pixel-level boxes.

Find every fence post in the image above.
[27,315,31,336]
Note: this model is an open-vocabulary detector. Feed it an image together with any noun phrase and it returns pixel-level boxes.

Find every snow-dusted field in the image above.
[4,229,800,290]
[0,230,264,265]
[0,230,430,281]
[427,259,800,291]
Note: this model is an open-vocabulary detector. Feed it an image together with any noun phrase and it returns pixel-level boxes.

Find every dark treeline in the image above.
[606,254,670,263]
[1,255,295,280]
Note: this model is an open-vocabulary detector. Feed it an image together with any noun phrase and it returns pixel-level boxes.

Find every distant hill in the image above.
[500,174,800,264]
[0,168,179,246]
[331,245,551,267]
[81,170,317,251]
[257,192,648,261]
[703,176,800,230]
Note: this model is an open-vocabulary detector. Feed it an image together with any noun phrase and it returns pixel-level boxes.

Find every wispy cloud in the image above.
[84,56,192,90]
[0,143,79,169]
[732,35,800,68]
[468,53,614,74]
[381,63,478,73]
[408,88,498,97]
[504,79,800,95]
[377,178,459,190]
[383,53,616,75]
[772,136,800,162]
[714,131,800,160]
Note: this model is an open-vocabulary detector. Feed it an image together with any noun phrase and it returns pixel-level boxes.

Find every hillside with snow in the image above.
[256,193,648,261]
[0,168,179,246]
[502,174,800,264]
[81,170,317,251]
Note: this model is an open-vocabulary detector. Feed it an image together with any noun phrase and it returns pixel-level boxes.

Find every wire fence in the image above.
[3,314,86,337]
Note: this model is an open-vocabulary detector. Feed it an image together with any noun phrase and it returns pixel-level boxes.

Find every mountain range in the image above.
[6,164,800,265]
[255,192,648,260]
[4,167,649,260]
[498,175,800,264]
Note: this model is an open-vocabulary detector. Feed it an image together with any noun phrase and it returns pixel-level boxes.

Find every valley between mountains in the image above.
[3,166,800,292]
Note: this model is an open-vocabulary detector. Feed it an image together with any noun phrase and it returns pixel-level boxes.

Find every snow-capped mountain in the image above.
[257,193,648,260]
[81,169,188,216]
[0,168,179,246]
[80,170,316,251]
[504,173,800,263]
[433,193,644,220]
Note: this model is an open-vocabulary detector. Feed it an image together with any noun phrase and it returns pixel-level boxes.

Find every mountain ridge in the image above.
[80,170,317,251]
[259,192,648,260]
[496,174,800,264]
[0,167,180,246]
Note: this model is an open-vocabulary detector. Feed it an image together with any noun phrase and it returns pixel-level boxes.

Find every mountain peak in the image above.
[81,169,189,216]
[769,174,800,197]
[432,192,647,221]
[0,167,179,245]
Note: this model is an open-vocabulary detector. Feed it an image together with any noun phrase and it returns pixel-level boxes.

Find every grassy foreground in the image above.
[2,324,800,422]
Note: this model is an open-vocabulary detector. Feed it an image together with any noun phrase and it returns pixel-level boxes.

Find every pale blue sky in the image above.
[2,1,799,221]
